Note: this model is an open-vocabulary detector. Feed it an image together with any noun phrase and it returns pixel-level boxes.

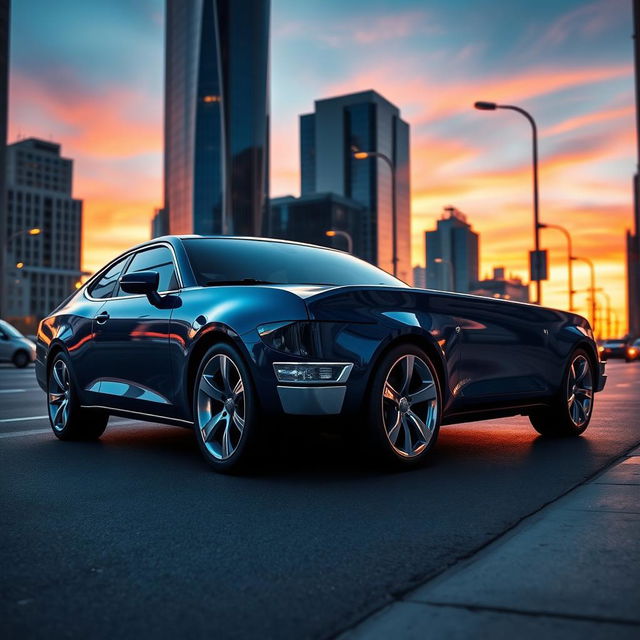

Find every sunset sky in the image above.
[9,0,636,333]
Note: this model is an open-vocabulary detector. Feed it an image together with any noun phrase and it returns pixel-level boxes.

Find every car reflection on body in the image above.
[36,236,606,473]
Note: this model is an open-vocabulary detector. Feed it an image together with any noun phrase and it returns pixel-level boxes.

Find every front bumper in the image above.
[596,360,607,392]
[277,385,347,415]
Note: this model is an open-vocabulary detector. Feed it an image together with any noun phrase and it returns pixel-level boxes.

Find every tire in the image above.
[12,350,29,368]
[365,344,442,468]
[47,351,108,440]
[192,343,259,473]
[529,348,595,437]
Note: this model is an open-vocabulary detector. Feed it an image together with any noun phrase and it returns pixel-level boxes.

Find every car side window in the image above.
[119,246,178,295]
[88,256,129,300]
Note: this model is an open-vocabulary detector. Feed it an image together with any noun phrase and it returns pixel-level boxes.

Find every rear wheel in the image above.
[193,343,259,473]
[366,345,441,468]
[12,350,29,368]
[529,348,594,436]
[48,351,108,440]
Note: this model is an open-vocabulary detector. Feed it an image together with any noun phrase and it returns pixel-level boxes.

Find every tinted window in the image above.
[88,256,129,299]
[121,246,179,294]
[183,238,405,287]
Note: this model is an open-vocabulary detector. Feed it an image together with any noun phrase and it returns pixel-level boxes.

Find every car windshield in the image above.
[0,320,24,338]
[182,238,406,287]
[605,341,625,347]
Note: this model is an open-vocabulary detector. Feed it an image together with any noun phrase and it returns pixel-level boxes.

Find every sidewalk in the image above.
[340,444,640,640]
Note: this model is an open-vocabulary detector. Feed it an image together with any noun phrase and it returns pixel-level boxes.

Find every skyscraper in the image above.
[4,138,84,331]
[299,90,411,282]
[425,207,479,293]
[270,192,364,253]
[163,0,269,238]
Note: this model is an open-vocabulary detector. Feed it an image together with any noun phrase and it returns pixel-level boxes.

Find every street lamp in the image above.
[572,256,597,335]
[538,222,574,311]
[474,101,542,305]
[8,227,41,241]
[352,149,397,277]
[434,257,455,291]
[325,229,353,254]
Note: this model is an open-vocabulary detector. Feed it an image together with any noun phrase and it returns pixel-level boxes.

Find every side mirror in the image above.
[119,271,161,305]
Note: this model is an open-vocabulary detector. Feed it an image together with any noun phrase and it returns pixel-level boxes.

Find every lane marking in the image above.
[0,428,50,439]
[0,389,27,394]
[0,415,48,423]
[616,383,631,388]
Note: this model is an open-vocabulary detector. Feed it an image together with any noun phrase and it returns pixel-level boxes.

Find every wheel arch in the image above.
[367,332,449,404]
[185,326,252,411]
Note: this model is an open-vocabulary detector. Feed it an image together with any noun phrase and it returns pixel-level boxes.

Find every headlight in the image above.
[273,362,353,384]
[257,321,316,356]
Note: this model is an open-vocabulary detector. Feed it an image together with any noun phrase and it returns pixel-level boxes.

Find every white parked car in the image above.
[0,320,36,368]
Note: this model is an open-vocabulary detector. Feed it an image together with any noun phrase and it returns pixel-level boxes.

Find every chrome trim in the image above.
[277,385,347,415]
[80,404,193,424]
[272,362,354,384]
[83,241,184,302]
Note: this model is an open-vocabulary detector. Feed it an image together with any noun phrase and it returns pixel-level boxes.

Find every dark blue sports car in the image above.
[36,236,607,472]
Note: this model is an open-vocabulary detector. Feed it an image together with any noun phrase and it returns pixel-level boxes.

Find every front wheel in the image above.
[193,343,260,473]
[365,345,442,468]
[48,352,108,440]
[529,348,595,437]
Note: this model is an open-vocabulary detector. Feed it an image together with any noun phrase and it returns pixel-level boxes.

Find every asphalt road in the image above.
[1,360,639,639]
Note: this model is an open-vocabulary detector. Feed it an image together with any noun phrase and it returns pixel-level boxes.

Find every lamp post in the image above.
[434,257,455,291]
[538,222,574,311]
[598,290,612,340]
[325,229,353,254]
[572,256,597,335]
[1,228,41,317]
[474,101,542,305]
[352,149,397,277]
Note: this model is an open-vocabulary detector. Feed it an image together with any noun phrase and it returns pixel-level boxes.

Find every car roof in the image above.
[131,235,348,255]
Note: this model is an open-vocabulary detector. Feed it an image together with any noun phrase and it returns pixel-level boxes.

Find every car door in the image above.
[448,296,552,408]
[90,245,181,417]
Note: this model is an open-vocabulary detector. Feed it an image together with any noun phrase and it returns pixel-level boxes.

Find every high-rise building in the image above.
[269,193,364,253]
[4,138,84,332]
[0,0,10,317]
[299,90,411,282]
[164,0,269,237]
[425,207,479,293]
[413,265,426,289]
[151,207,168,238]
[471,267,529,302]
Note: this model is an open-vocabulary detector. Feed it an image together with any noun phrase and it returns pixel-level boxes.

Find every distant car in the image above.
[598,339,628,360]
[626,339,640,362]
[0,319,36,368]
[36,236,607,473]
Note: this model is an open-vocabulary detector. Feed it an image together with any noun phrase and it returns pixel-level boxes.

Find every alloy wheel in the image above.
[49,359,71,432]
[197,354,246,460]
[381,354,438,458]
[567,354,593,427]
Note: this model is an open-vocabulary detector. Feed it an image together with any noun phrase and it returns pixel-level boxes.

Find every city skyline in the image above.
[7,0,636,329]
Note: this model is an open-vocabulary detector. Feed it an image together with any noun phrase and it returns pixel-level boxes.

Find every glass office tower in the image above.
[164,0,269,237]
[299,91,411,283]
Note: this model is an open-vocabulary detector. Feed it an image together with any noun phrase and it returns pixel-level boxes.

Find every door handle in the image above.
[95,311,110,325]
